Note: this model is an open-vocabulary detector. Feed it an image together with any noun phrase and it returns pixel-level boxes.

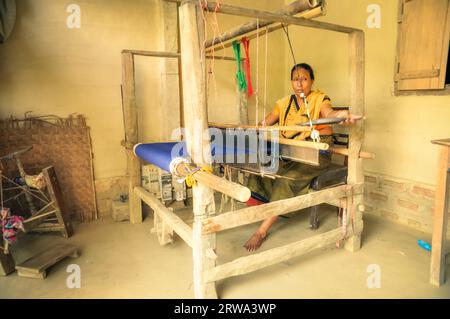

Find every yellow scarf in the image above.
[278,90,327,140]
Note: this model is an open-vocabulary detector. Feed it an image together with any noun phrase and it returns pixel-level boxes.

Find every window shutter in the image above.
[395,0,450,90]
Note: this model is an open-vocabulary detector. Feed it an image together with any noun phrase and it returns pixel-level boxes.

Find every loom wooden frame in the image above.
[121,0,365,299]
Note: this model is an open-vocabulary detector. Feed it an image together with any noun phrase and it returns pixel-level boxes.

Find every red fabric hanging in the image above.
[241,37,253,97]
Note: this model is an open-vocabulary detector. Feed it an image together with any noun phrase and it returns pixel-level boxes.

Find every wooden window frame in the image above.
[394,0,450,96]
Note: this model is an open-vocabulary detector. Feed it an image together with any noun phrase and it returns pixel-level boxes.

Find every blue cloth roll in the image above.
[134,137,259,172]
[134,142,189,173]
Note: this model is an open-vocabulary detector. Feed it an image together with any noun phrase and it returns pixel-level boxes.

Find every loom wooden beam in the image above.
[134,187,193,247]
[207,6,323,54]
[271,137,329,151]
[430,139,450,287]
[179,1,218,299]
[121,50,180,58]
[209,122,311,132]
[169,0,360,34]
[121,52,142,224]
[205,220,363,283]
[202,184,363,234]
[344,30,365,252]
[329,147,375,159]
[175,165,251,203]
[204,0,324,48]
[121,49,238,61]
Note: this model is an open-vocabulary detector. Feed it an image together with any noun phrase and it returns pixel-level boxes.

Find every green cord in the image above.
[232,41,247,92]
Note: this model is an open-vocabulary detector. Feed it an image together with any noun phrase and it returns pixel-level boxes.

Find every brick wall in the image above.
[364,172,450,236]
[94,176,128,219]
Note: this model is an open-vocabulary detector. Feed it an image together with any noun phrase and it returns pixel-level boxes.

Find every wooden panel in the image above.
[396,0,450,90]
[0,116,96,222]
[15,244,78,275]
[397,69,440,80]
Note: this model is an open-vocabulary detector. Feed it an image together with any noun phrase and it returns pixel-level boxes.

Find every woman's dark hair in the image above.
[290,63,315,80]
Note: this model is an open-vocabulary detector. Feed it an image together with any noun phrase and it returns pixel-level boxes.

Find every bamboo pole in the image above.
[205,0,323,48]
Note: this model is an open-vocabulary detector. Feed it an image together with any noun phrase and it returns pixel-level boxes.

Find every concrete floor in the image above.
[1,202,449,299]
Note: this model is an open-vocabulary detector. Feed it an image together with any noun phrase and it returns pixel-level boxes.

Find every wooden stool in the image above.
[15,243,79,279]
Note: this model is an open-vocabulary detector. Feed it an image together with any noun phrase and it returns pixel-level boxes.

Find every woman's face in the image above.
[291,68,314,97]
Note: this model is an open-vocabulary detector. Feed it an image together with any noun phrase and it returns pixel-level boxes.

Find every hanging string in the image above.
[263,26,269,127]
[206,1,224,111]
[281,25,320,148]
[199,0,213,107]
[199,1,208,66]
[255,19,260,126]
[208,1,226,58]
[0,172,3,210]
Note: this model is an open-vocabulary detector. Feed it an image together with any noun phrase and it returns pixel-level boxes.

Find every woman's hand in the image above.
[340,112,363,125]
[320,104,363,125]
[259,109,280,126]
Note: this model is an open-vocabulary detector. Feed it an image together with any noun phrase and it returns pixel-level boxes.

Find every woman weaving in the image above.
[244,63,362,251]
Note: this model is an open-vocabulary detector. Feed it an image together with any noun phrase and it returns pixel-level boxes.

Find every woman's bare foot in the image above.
[243,231,267,252]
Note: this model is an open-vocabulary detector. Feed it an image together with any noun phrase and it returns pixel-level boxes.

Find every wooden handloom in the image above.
[121,0,368,299]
